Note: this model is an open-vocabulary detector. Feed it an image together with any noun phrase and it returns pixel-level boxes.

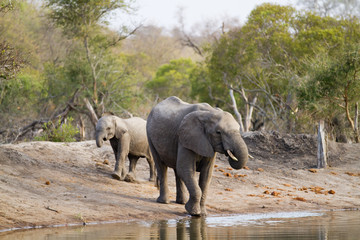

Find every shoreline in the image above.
[1,208,359,234]
[1,135,359,232]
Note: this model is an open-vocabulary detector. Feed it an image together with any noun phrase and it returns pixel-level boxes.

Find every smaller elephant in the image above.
[95,114,155,182]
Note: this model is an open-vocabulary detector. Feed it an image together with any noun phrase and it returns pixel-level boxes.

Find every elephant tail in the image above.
[155,176,160,189]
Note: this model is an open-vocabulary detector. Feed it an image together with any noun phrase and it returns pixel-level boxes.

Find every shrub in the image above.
[35,117,79,142]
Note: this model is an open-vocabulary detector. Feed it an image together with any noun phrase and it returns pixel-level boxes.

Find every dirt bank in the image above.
[0,131,359,232]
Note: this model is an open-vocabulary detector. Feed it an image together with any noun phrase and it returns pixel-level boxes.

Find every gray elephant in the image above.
[146,96,249,216]
[95,114,155,182]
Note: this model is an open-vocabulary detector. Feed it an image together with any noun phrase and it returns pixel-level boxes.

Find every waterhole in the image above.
[1,210,359,239]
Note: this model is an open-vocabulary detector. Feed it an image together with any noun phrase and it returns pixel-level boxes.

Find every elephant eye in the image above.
[106,127,111,130]
[216,130,221,134]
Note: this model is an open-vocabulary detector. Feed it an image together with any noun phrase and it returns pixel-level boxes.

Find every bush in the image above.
[35,117,79,142]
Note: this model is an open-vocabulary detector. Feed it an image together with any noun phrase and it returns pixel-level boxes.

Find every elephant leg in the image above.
[174,169,186,204]
[177,146,202,216]
[110,135,130,180]
[146,156,156,182]
[156,160,170,203]
[149,139,169,204]
[125,155,139,183]
[198,156,216,216]
[110,139,122,180]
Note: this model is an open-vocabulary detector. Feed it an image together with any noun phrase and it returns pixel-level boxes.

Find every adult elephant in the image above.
[146,96,249,216]
[96,114,156,182]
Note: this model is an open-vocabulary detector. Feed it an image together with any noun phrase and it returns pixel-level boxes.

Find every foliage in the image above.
[298,45,360,141]
[0,0,27,104]
[191,3,360,133]
[4,0,360,143]
[0,41,25,81]
[0,0,195,143]
[35,117,79,142]
[0,0,18,13]
[297,0,360,17]
[146,58,195,101]
[45,0,132,37]
[189,62,213,103]
[45,0,136,112]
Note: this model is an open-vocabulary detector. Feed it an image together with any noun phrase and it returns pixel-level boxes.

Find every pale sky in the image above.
[112,0,298,30]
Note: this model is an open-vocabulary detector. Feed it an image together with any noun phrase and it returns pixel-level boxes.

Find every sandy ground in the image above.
[0,131,359,232]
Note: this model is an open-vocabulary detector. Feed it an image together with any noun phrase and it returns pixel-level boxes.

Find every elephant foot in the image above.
[111,172,121,180]
[176,196,186,205]
[149,175,156,182]
[201,206,208,216]
[176,199,186,205]
[124,173,137,183]
[185,201,201,216]
[157,196,170,204]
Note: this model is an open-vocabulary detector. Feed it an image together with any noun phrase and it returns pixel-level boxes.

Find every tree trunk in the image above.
[317,120,327,168]
[229,88,244,133]
[84,35,98,105]
[245,93,257,132]
[238,87,256,132]
[354,102,359,143]
[84,98,99,127]
[79,115,85,141]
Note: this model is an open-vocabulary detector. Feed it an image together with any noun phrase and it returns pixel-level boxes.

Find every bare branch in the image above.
[181,34,203,56]
[84,98,99,126]
[175,7,203,56]
[107,24,142,49]
[229,88,244,132]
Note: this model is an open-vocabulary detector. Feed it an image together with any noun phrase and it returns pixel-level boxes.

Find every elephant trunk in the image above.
[227,136,248,170]
[96,132,104,148]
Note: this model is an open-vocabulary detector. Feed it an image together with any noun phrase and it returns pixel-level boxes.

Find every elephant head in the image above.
[178,109,248,169]
[95,116,124,147]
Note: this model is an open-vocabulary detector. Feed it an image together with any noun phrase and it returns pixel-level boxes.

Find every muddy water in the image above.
[1,211,359,239]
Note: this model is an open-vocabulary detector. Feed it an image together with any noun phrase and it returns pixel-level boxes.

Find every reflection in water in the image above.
[175,217,207,240]
[1,211,360,239]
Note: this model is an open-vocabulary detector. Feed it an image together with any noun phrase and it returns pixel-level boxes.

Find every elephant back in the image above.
[148,96,214,125]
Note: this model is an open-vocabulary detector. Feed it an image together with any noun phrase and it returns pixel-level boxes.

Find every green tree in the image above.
[146,58,195,101]
[298,46,360,142]
[0,0,26,105]
[45,0,136,120]
[195,4,298,131]
[192,3,360,132]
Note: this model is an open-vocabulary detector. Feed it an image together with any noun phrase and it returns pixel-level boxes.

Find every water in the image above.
[1,210,359,239]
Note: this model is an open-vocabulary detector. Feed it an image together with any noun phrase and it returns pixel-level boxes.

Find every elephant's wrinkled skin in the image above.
[146,96,249,216]
[95,115,155,182]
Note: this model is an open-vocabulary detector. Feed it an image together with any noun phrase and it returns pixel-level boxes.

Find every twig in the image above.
[45,206,59,213]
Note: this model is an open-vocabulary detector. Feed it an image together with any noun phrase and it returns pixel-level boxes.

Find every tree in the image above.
[193,4,298,131]
[297,0,360,17]
[298,46,360,142]
[0,0,18,13]
[146,58,195,101]
[191,3,360,133]
[0,0,26,104]
[45,0,136,117]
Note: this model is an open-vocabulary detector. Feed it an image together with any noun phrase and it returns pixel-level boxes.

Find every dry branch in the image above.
[229,88,244,132]
[84,98,99,127]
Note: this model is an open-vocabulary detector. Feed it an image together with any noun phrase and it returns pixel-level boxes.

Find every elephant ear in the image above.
[178,111,215,158]
[114,117,128,139]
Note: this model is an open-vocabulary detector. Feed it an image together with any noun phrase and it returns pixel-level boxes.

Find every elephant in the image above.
[146,96,249,216]
[95,114,156,182]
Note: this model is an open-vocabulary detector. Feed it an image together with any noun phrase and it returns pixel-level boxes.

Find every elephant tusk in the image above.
[227,150,238,161]
[248,154,254,159]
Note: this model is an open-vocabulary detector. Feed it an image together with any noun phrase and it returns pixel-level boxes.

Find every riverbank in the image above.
[0,131,359,232]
